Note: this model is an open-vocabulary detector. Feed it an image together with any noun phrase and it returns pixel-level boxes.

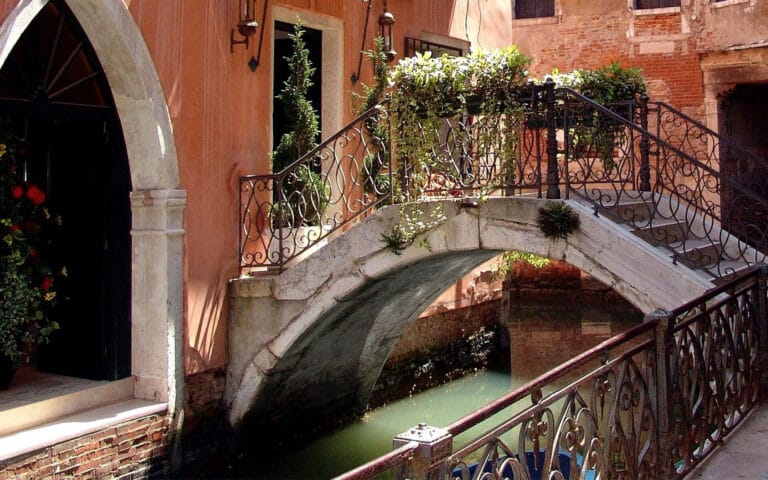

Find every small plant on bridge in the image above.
[537,202,580,240]
[381,202,446,255]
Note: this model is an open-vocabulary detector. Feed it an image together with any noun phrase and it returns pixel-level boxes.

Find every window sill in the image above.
[0,367,165,462]
[511,16,558,27]
[633,6,681,15]
[711,0,751,8]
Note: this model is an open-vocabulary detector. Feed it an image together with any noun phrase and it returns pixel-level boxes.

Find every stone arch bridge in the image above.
[225,196,715,432]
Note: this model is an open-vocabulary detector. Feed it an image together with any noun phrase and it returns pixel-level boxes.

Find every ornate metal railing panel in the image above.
[667,271,763,477]
[446,335,658,480]
[553,87,768,278]
[649,101,768,253]
[333,266,768,480]
[396,111,542,200]
[239,104,391,270]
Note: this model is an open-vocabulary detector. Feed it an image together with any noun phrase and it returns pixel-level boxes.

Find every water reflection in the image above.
[232,301,641,479]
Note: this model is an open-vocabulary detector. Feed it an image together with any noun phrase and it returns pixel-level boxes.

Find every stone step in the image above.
[605,200,655,225]
[673,239,723,270]
[710,259,752,285]
[633,218,688,245]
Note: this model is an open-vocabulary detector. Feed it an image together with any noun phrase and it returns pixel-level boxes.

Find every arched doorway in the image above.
[0,0,131,380]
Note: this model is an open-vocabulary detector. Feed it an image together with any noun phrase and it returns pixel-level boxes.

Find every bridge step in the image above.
[633,219,688,245]
[604,200,655,224]
[673,240,723,269]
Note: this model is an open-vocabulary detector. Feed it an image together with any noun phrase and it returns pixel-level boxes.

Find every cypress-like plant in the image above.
[271,21,319,172]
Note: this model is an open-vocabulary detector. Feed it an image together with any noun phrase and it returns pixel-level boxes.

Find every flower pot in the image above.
[0,355,15,390]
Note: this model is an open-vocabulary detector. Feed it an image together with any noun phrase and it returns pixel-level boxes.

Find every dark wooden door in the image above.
[0,0,131,380]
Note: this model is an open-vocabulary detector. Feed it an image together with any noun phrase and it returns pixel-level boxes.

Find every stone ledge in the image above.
[0,399,168,463]
[0,369,133,436]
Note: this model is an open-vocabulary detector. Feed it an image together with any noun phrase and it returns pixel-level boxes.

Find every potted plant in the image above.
[466,46,531,115]
[575,62,646,120]
[389,51,470,120]
[0,139,62,389]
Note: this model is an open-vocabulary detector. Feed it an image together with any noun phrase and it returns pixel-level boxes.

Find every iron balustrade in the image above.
[239,103,391,270]
[334,265,768,480]
[649,100,768,253]
[239,84,768,275]
[547,86,768,278]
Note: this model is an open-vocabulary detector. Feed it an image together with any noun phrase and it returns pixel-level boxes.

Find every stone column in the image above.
[130,189,186,415]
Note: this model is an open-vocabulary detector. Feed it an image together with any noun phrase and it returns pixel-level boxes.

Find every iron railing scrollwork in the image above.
[334,265,768,480]
[649,101,768,253]
[550,87,768,278]
[239,103,391,270]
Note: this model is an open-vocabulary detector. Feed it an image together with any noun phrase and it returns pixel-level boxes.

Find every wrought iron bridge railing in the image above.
[334,265,768,480]
[239,81,768,275]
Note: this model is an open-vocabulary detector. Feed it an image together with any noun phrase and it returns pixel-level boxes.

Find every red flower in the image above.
[10,224,21,233]
[11,185,23,199]
[40,276,52,292]
[26,184,45,205]
[29,248,39,260]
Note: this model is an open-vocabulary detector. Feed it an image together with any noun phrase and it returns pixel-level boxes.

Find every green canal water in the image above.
[231,302,642,479]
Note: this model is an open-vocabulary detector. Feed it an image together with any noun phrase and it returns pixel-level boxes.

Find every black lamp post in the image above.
[231,0,259,52]
[378,0,396,61]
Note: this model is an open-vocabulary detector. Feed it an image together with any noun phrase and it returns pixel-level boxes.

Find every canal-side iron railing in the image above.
[239,81,768,274]
[334,265,768,480]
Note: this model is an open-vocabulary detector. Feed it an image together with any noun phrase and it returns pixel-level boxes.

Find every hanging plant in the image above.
[537,202,580,240]
[0,138,63,373]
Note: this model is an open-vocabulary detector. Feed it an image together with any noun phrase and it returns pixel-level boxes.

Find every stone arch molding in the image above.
[0,0,185,410]
[226,197,714,427]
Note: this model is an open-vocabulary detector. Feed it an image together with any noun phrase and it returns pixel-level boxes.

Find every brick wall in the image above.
[0,414,171,479]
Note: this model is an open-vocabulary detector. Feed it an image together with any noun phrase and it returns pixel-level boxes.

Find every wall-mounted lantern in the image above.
[231,0,259,52]
[378,0,396,62]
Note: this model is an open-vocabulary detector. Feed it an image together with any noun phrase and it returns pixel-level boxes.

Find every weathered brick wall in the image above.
[0,414,170,479]
[505,259,627,303]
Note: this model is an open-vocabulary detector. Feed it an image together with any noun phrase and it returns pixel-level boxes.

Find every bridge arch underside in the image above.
[238,249,500,439]
[230,198,715,438]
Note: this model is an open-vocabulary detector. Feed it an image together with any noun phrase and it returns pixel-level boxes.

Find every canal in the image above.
[226,300,642,479]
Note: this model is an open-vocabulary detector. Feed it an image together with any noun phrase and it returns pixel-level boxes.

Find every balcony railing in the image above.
[335,265,768,480]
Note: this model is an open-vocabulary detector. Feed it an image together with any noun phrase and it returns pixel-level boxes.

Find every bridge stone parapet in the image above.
[225,197,713,433]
